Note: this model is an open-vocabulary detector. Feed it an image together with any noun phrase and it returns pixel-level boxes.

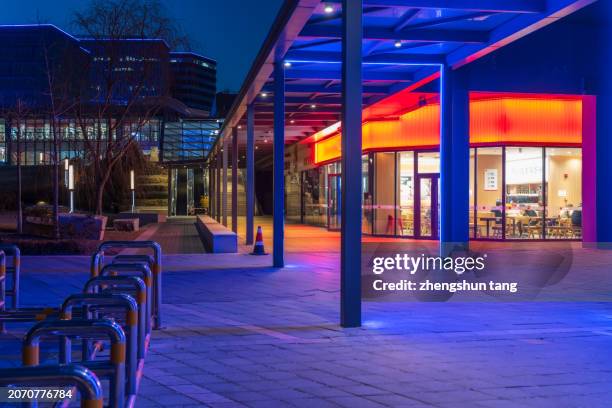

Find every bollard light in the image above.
[68,164,75,213]
[130,170,136,213]
[64,158,69,187]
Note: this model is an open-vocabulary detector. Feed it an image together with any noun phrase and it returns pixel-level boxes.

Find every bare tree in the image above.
[69,0,189,214]
[1,99,29,234]
[39,26,82,239]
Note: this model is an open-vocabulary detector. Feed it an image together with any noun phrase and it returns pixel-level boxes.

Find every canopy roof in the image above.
[215,0,595,159]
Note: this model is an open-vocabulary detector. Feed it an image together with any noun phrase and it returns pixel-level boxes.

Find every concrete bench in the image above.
[114,218,140,232]
[195,216,237,253]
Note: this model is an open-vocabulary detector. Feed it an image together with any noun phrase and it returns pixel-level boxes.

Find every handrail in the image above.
[60,294,138,396]
[23,319,125,408]
[0,244,19,309]
[97,240,162,329]
[100,263,152,334]
[84,276,148,359]
[0,364,103,408]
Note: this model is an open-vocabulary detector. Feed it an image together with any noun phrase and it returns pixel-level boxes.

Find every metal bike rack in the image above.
[0,244,20,309]
[84,276,148,360]
[0,364,103,408]
[23,319,126,408]
[0,251,5,333]
[97,241,162,329]
[100,263,153,334]
[90,251,104,278]
[60,294,139,397]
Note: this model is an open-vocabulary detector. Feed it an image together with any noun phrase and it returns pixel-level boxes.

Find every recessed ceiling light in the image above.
[290,119,295,124]
[394,40,402,48]
[310,104,317,109]
[284,61,292,68]
[261,92,268,97]
[324,5,334,13]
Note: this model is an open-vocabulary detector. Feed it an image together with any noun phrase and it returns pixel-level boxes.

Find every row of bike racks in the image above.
[0,240,163,408]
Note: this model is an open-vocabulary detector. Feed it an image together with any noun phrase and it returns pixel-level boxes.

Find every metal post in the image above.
[216,152,222,222]
[341,0,362,327]
[208,161,214,216]
[222,138,228,226]
[273,61,285,268]
[440,65,470,256]
[246,103,255,245]
[231,126,238,233]
[167,168,172,217]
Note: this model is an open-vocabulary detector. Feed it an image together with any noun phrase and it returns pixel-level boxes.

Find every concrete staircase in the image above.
[134,165,168,214]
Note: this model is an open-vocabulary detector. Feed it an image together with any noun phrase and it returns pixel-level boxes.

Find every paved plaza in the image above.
[1,219,612,407]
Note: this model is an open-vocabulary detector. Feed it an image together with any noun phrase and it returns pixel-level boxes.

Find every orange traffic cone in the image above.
[251,226,268,255]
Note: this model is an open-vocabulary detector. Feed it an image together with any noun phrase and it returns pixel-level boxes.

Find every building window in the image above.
[374,152,396,235]
[396,152,414,236]
[545,147,582,239]
[475,147,503,239]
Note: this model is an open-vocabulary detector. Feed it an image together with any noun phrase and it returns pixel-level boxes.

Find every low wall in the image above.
[195,215,237,253]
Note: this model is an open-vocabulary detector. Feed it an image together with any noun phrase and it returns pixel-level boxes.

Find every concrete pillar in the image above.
[440,65,470,255]
[246,103,255,245]
[340,0,362,328]
[273,61,285,268]
[231,126,238,233]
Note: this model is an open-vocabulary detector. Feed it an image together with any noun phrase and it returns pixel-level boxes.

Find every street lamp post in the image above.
[68,164,75,213]
[64,158,69,188]
[130,170,136,213]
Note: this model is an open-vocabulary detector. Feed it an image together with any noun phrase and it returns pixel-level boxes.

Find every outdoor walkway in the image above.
[1,221,612,407]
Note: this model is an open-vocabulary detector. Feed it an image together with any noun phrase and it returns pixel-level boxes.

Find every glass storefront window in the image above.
[374,152,396,235]
[505,147,543,239]
[418,152,440,173]
[545,148,582,239]
[302,169,326,227]
[302,145,582,242]
[362,154,372,234]
[469,148,475,238]
[475,147,503,239]
[396,152,414,236]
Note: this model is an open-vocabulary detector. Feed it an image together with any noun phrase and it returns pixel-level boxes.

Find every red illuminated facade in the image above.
[297,92,585,241]
[310,93,583,165]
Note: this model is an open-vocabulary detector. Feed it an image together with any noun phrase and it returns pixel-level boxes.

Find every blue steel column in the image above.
[216,152,222,222]
[231,126,238,233]
[439,65,469,256]
[595,7,612,245]
[273,62,285,268]
[208,160,214,217]
[222,137,229,226]
[246,103,255,245]
[341,0,362,328]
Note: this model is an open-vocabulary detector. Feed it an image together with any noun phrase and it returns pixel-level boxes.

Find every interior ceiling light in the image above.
[394,40,402,48]
[284,61,291,68]
[324,4,334,13]
[261,92,268,97]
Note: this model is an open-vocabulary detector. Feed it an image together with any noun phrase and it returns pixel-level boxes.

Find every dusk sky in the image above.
[0,0,284,92]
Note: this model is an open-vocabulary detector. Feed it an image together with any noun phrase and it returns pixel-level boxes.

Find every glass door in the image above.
[327,174,341,231]
[416,175,439,239]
